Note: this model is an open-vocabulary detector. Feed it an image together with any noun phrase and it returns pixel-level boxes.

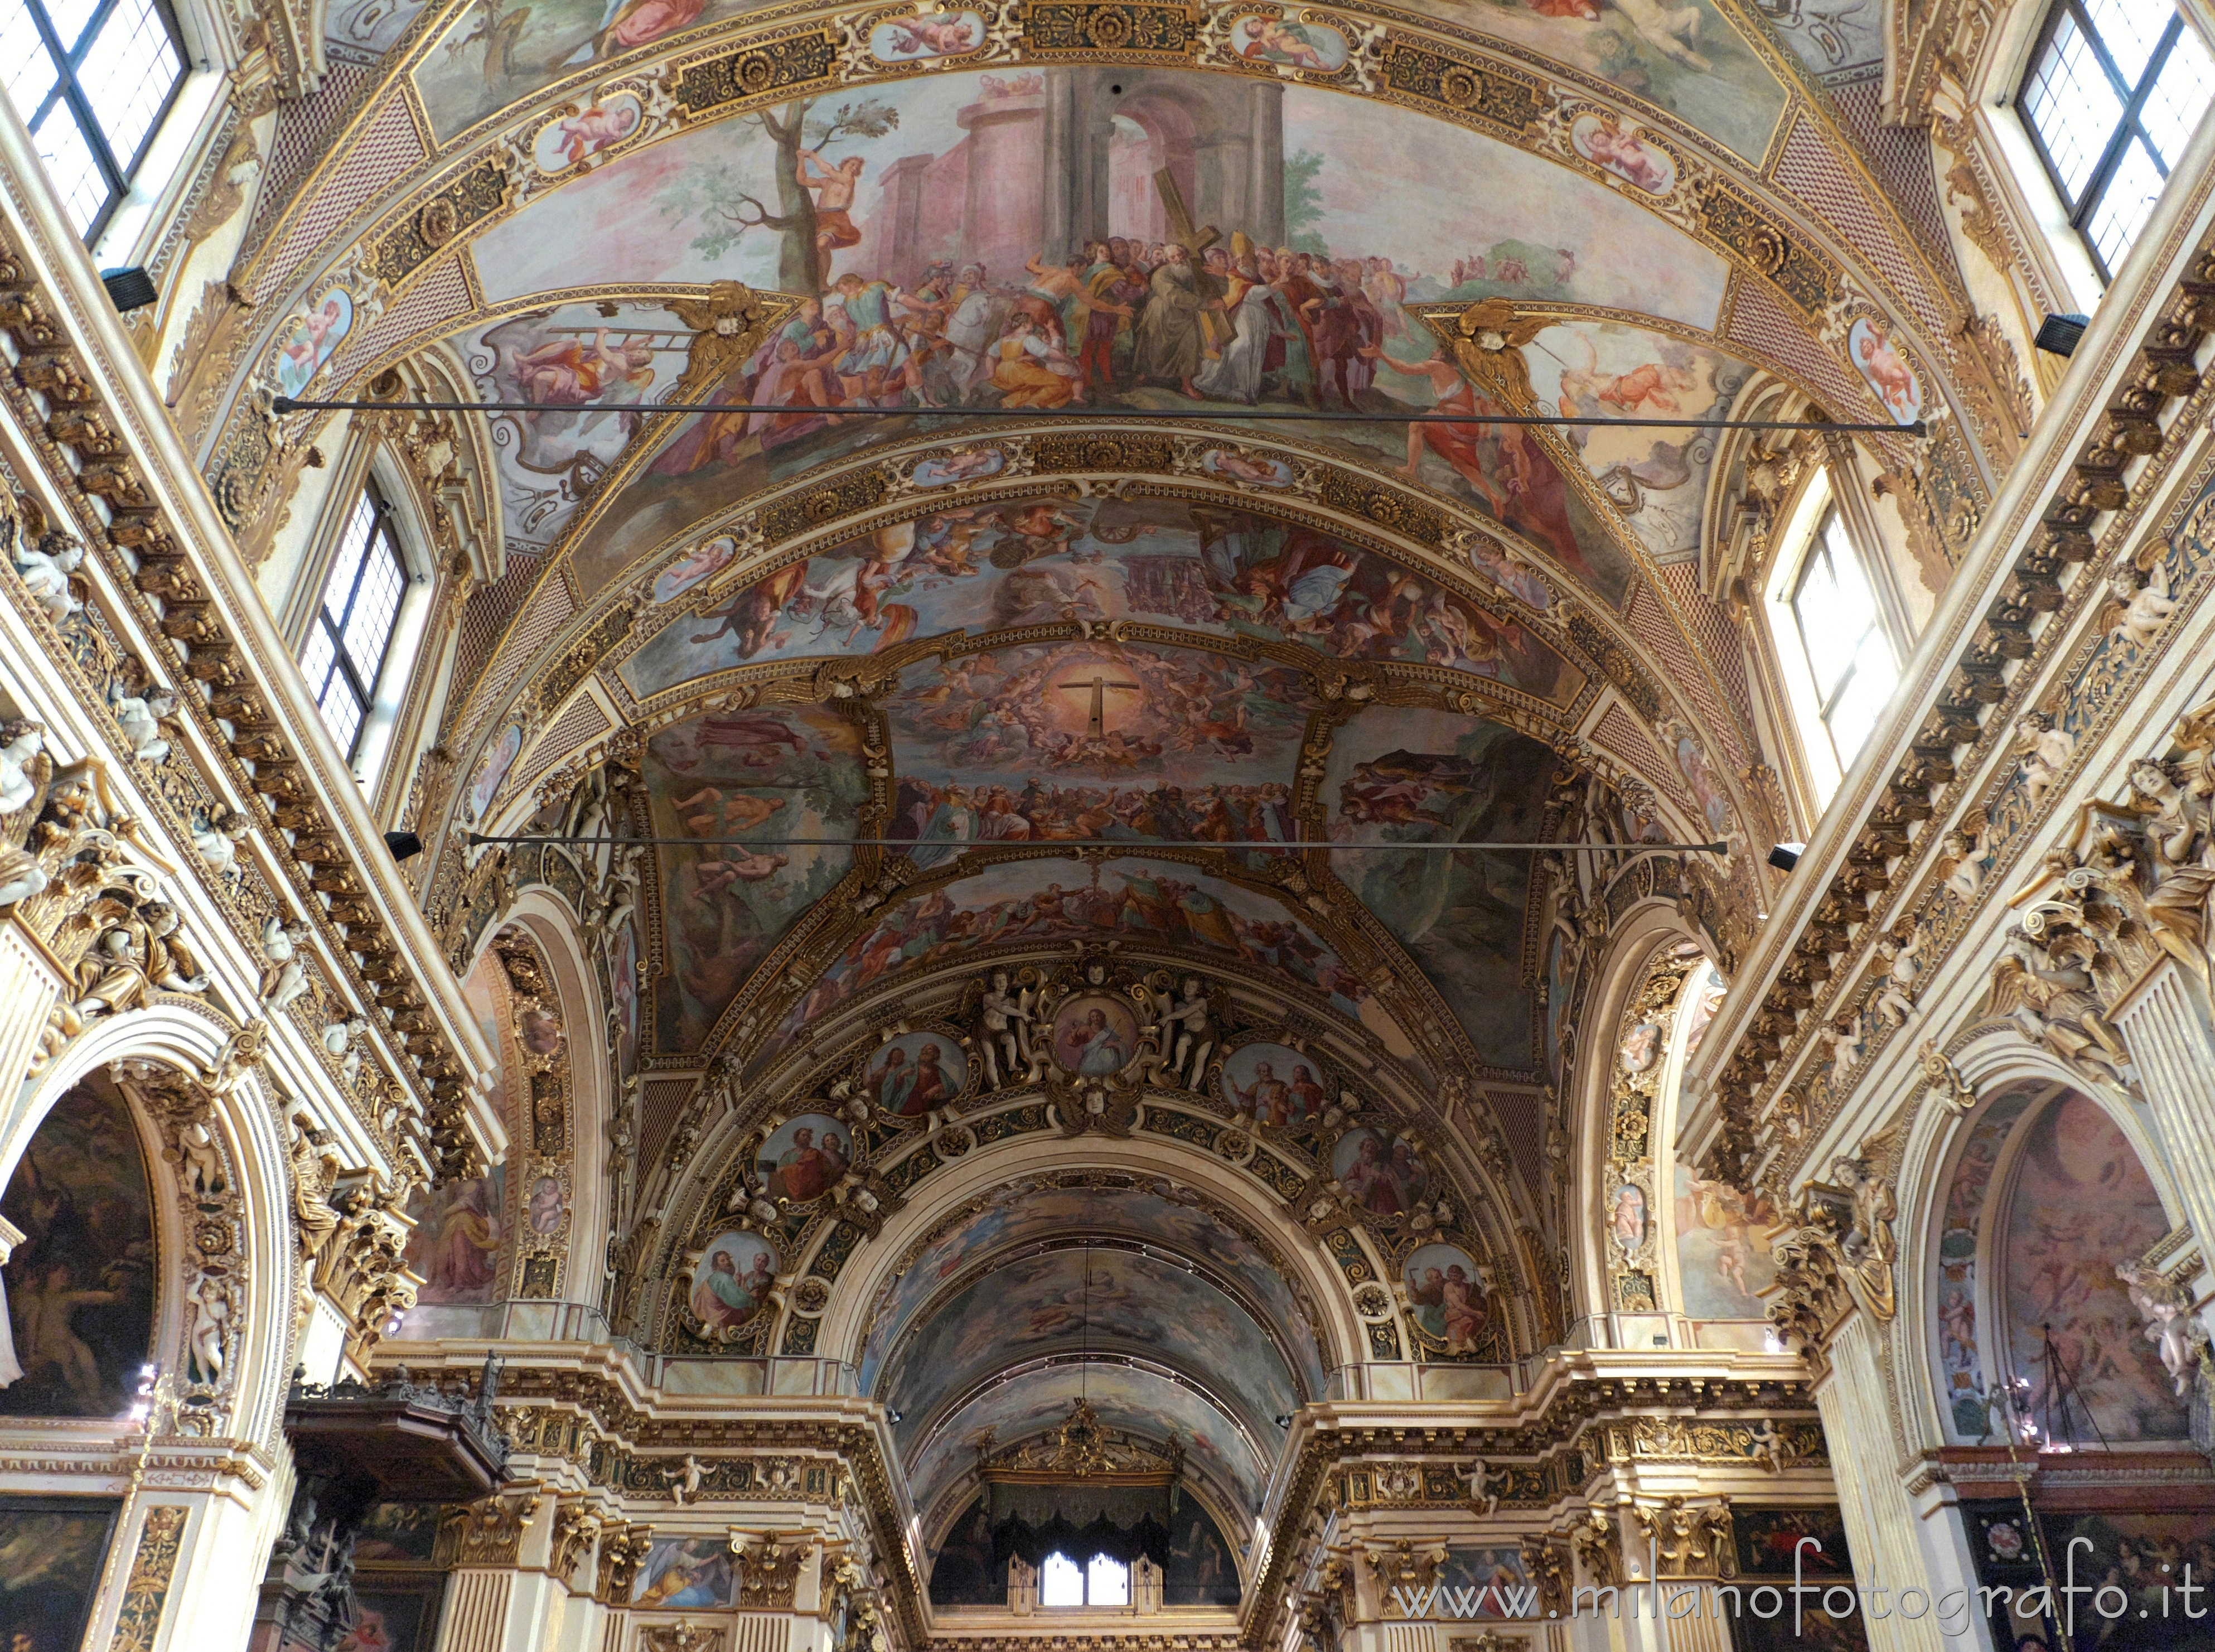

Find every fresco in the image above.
[879,1248,1300,1445]
[276,289,354,399]
[688,1231,778,1331]
[472,73,1705,611]
[0,1499,119,1651]
[633,1534,740,1607]
[1333,1127,1429,1215]
[757,1114,854,1201]
[905,1361,1264,1519]
[646,703,869,1048]
[1220,1041,1327,1123]
[867,1032,969,1115]
[1394,0,1785,162]
[859,1182,1324,1392]
[1402,1242,1489,1355]
[1049,993,1142,1075]
[884,643,1319,847]
[620,501,1583,704]
[336,1586,444,1652]
[1672,1163,1782,1318]
[1326,709,1555,1070]
[773,856,1405,1050]
[1932,1086,2038,1438]
[1435,1546,1535,1612]
[1849,316,1921,426]
[1999,1093,2188,1442]
[463,303,690,550]
[403,1166,507,1308]
[1525,320,1753,560]
[0,1076,157,1418]
[415,0,772,141]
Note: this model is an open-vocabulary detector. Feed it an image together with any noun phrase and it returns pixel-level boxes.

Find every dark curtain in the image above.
[927,1490,1241,1608]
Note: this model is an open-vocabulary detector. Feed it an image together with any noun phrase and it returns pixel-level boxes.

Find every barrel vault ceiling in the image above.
[186,0,1996,1516]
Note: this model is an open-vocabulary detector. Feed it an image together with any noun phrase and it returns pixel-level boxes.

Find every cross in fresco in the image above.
[1152,168,1227,349]
[1060,674,1143,737]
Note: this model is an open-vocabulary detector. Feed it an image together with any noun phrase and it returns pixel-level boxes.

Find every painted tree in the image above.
[658,96,900,293]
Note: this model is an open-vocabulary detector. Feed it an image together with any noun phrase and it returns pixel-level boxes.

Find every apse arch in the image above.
[1566,897,1715,1340]
[7,1004,301,1450]
[818,1134,1361,1385]
[1903,1027,2195,1454]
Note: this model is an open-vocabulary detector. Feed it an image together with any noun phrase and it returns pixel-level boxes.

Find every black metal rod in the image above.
[273,395,1921,436]
[472,833,1729,853]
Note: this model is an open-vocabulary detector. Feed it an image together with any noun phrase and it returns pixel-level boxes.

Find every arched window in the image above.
[1038,1552,1129,1606]
[2018,0,2214,280]
[1,0,186,238]
[299,473,413,775]
[1763,477,1903,805]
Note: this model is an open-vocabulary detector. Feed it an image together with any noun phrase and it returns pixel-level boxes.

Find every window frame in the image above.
[303,476,410,764]
[1038,1551,1131,1607]
[2015,0,2209,282]
[10,0,190,241]
[1787,505,1897,770]
[1758,470,1906,815]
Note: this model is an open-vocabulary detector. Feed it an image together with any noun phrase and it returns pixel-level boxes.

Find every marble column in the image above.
[0,913,67,1157]
[1811,1312,1958,1652]
[2112,961,2215,1264]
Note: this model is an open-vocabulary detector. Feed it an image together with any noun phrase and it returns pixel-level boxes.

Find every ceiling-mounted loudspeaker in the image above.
[384,830,424,861]
[99,267,158,312]
[1767,843,1803,872]
[2035,313,2091,356]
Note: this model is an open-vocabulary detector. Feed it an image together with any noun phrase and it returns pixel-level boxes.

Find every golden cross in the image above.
[1060,674,1142,737]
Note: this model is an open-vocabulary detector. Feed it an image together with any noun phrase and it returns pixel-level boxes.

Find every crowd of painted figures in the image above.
[653,234,1454,467]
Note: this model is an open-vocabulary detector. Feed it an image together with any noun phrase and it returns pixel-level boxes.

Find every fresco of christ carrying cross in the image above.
[1152,168,1229,349]
[1060,673,1142,737]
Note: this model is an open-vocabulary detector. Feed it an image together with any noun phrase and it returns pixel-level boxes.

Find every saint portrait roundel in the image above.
[1049,993,1140,1078]
[1219,1042,1327,1124]
[756,1113,855,1203]
[689,1232,779,1335]
[1402,1242,1487,1355]
[868,1032,969,1117]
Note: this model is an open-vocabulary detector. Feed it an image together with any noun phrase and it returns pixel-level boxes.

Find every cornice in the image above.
[0,122,502,1176]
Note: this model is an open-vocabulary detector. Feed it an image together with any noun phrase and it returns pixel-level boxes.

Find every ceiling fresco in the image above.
[1324,708,1556,1069]
[857,1178,1328,1395]
[906,1359,1268,1523]
[766,853,1413,1056]
[189,0,2001,1535]
[617,500,1585,704]
[642,702,870,1045]
[876,1245,1302,1448]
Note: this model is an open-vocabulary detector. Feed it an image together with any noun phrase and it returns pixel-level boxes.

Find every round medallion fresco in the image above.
[1220,1042,1327,1124]
[689,1231,778,1333]
[1049,993,1139,1077]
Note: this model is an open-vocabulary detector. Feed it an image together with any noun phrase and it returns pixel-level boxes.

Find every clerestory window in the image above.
[2018,0,2215,280]
[301,479,409,763]
[1,0,187,239]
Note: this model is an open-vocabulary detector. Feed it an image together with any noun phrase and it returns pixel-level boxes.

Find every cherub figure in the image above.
[2106,557,2175,648]
[194,808,251,875]
[2013,713,2074,810]
[1939,815,1990,901]
[1157,974,1212,1088]
[1822,1014,1863,1090]
[0,719,46,815]
[1871,923,1923,1027]
[262,917,313,1010]
[14,531,84,626]
[110,665,177,765]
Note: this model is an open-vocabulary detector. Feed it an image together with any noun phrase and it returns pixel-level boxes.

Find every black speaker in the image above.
[99,266,158,312]
[2034,313,2091,356]
[1767,843,1802,872]
[383,830,424,861]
